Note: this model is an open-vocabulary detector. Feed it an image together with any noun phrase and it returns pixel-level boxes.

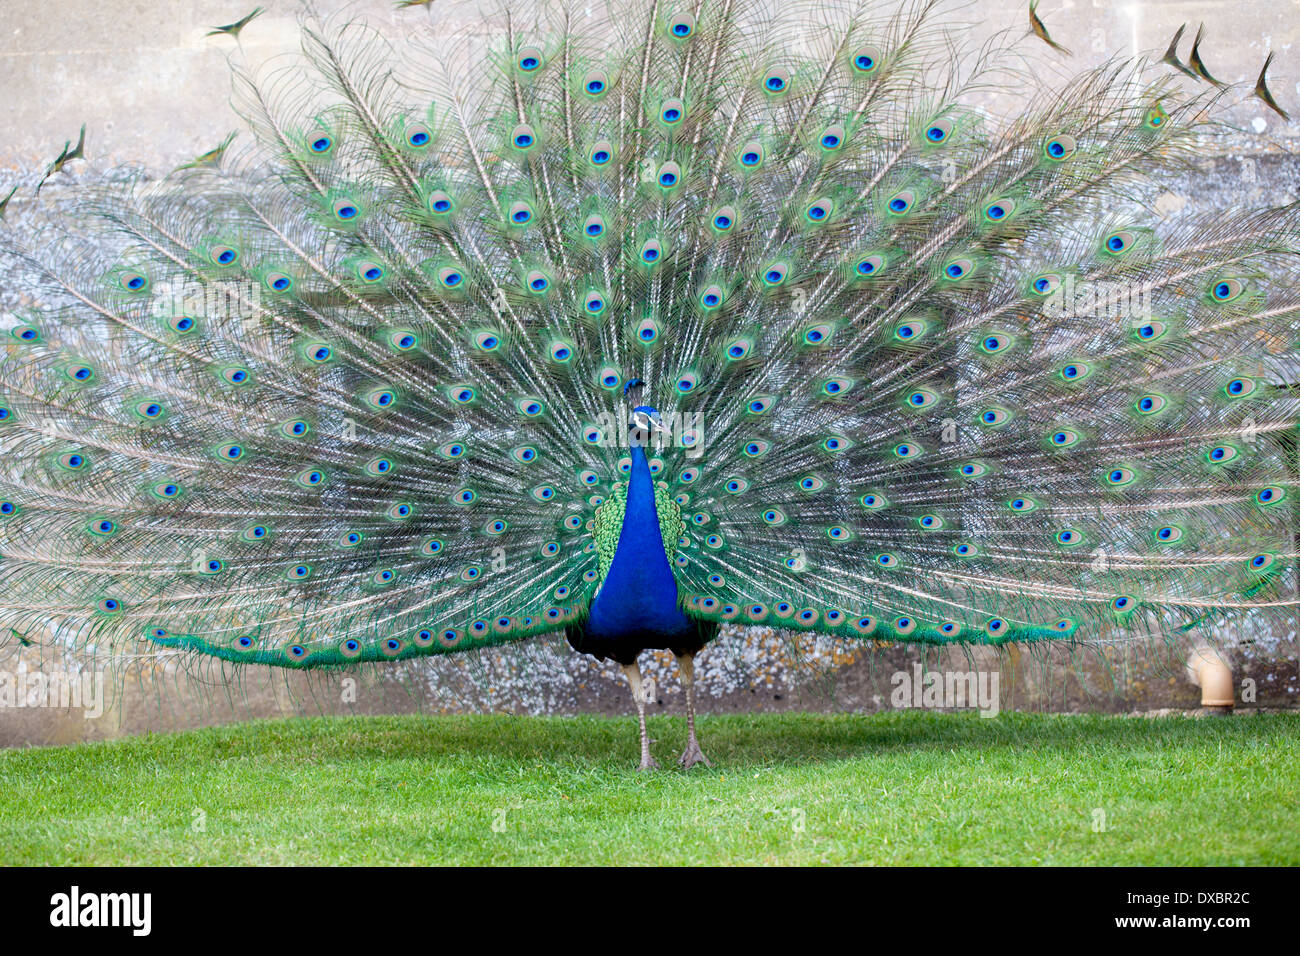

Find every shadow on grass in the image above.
[125,710,1291,771]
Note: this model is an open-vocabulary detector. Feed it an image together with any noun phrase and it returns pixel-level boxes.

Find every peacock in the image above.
[3,0,1299,770]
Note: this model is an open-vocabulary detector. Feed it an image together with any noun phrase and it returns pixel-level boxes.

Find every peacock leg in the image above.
[675,653,712,769]
[621,661,659,771]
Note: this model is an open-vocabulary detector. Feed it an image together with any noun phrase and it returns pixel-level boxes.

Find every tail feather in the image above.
[1,0,1296,669]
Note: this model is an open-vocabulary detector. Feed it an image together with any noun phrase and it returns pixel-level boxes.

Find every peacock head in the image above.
[628,404,670,447]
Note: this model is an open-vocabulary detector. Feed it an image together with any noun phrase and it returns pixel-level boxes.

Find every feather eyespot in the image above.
[1135,393,1168,415]
[723,336,751,359]
[582,70,608,96]
[210,245,239,266]
[406,123,431,148]
[893,319,927,341]
[1043,134,1076,160]
[665,13,696,37]
[983,198,1016,222]
[660,98,686,124]
[855,254,885,276]
[332,198,360,222]
[657,161,681,188]
[805,197,834,222]
[763,262,788,285]
[1224,377,1257,399]
[511,123,536,150]
[924,118,953,143]
[118,271,148,292]
[887,190,914,215]
[944,258,975,280]
[1105,466,1136,487]
[1210,278,1244,302]
[265,272,293,293]
[1060,361,1091,381]
[1030,273,1062,295]
[762,68,790,94]
[242,524,270,543]
[819,124,845,150]
[516,46,544,72]
[850,45,882,73]
[1104,230,1135,255]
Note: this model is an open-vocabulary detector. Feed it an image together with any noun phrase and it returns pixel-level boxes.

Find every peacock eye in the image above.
[983,198,1016,222]
[762,68,790,93]
[406,123,431,148]
[1030,273,1062,295]
[924,118,954,143]
[819,124,845,150]
[517,46,544,72]
[1043,133,1076,160]
[850,44,882,73]
[887,190,915,215]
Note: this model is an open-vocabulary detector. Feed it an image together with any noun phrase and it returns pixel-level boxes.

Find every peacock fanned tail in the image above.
[2,0,1298,670]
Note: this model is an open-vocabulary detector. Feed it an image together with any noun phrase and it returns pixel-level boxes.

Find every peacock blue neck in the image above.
[585,443,691,643]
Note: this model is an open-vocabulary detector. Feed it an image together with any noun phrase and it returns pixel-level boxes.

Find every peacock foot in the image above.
[678,739,712,770]
[638,754,660,772]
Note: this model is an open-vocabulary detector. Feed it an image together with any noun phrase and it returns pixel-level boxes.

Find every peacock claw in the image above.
[678,740,712,770]
[638,755,660,772]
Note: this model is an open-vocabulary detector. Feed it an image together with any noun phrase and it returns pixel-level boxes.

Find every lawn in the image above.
[1,712,1296,865]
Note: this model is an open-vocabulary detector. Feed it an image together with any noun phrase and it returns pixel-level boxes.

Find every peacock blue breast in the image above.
[575,444,703,659]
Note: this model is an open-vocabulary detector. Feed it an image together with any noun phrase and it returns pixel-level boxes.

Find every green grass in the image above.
[1,712,1297,865]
